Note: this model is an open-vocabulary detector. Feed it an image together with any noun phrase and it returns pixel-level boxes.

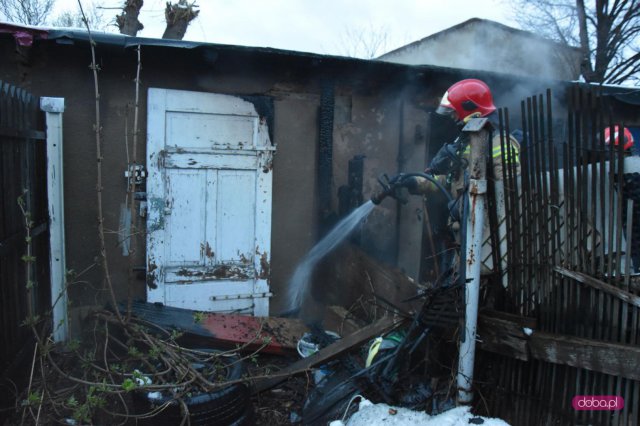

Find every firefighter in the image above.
[426,79,521,280]
[371,78,520,203]
[369,79,520,283]
[604,125,635,155]
[430,78,520,180]
[606,125,638,270]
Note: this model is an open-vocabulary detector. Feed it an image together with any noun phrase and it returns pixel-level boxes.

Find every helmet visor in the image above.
[436,104,457,119]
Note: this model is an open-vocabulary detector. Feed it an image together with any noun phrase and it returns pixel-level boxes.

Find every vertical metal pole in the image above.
[457,123,489,404]
[40,97,67,342]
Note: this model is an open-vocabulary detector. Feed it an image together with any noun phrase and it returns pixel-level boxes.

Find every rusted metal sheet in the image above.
[129,301,307,355]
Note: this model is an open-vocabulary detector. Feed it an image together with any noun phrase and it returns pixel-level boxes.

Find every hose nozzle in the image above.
[370,172,449,205]
[371,188,391,205]
[370,173,410,205]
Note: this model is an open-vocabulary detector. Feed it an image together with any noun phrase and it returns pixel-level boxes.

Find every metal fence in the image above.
[0,80,49,377]
[479,86,640,425]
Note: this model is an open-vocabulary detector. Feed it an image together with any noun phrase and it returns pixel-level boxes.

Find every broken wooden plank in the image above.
[477,310,536,361]
[529,331,640,381]
[128,301,308,355]
[476,309,640,380]
[554,266,640,308]
[251,315,405,394]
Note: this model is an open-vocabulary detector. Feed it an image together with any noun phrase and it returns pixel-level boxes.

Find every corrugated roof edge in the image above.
[45,27,371,63]
[39,26,571,85]
[0,22,369,63]
[5,21,638,98]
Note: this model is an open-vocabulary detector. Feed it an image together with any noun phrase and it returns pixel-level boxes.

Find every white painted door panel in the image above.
[166,111,256,149]
[146,88,274,316]
[216,170,256,262]
[165,169,207,266]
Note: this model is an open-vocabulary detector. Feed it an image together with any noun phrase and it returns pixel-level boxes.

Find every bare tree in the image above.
[116,0,144,36]
[162,0,199,40]
[510,0,640,85]
[0,0,55,26]
[337,23,390,59]
[116,0,199,40]
[52,1,111,31]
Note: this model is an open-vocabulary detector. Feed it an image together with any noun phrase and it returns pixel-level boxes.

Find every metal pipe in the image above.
[457,125,489,404]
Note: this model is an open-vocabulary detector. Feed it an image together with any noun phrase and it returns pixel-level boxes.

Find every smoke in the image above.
[492,79,567,117]
[380,19,579,83]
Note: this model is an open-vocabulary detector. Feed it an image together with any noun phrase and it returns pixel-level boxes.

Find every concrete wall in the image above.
[380,20,580,81]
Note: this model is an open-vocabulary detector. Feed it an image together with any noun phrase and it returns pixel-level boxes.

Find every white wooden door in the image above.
[146,88,274,316]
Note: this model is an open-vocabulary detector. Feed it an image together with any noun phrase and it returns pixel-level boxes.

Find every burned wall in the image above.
[0,34,431,324]
[332,90,403,264]
[0,31,578,327]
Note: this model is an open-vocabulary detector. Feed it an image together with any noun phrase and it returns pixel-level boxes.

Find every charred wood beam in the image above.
[528,331,640,381]
[318,78,334,232]
[477,311,640,380]
[477,310,536,361]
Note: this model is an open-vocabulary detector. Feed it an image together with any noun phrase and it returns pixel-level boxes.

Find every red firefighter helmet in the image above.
[604,125,634,151]
[436,79,496,122]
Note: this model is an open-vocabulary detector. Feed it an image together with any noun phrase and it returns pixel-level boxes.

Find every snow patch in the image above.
[343,400,511,426]
[147,391,163,400]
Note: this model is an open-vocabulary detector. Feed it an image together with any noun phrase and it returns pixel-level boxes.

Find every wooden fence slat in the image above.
[0,81,49,382]
[553,266,640,308]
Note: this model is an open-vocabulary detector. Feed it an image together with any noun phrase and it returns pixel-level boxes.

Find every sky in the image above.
[52,0,519,57]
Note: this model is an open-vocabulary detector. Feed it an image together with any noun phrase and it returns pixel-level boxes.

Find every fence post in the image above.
[457,118,490,404]
[40,97,67,342]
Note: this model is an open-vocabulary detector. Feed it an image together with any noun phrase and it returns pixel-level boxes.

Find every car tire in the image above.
[132,350,252,426]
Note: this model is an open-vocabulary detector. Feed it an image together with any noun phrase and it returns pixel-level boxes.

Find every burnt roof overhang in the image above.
[6,22,635,100]
[600,85,640,106]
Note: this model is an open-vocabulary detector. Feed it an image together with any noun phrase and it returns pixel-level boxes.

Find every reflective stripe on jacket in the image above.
[461,132,520,179]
